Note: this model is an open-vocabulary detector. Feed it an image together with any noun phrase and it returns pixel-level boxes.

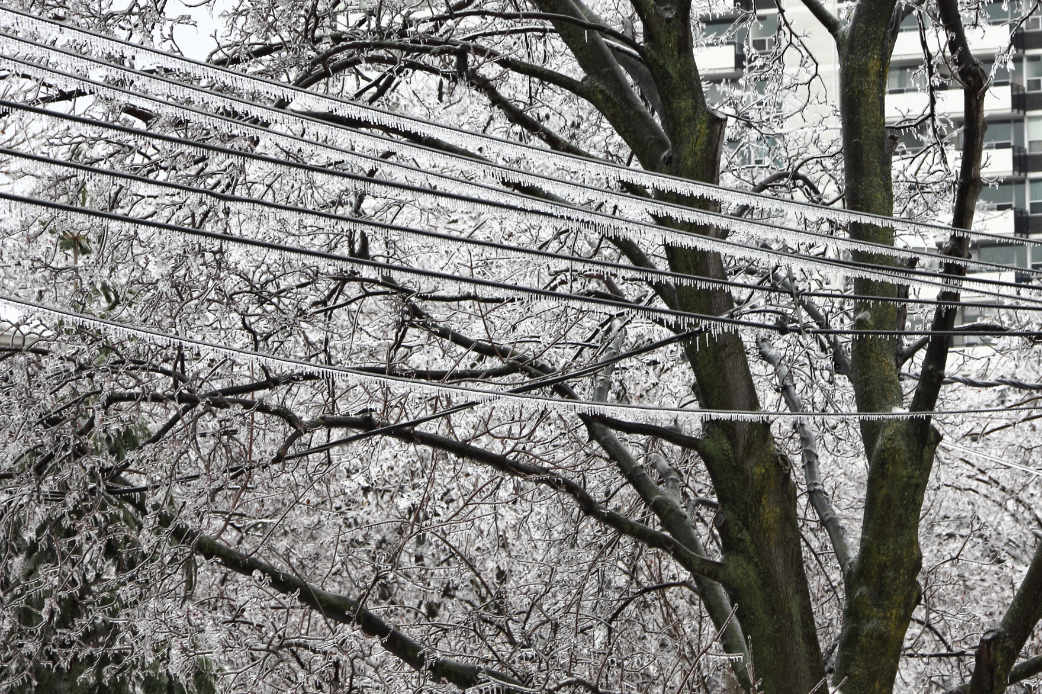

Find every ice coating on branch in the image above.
[4,57,1037,304]
[0,5,1030,250]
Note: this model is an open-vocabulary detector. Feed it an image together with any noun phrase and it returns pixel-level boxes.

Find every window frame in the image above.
[1026,56,1042,92]
[1030,180,1042,215]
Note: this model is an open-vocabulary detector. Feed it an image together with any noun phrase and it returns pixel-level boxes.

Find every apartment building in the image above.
[695,1,1042,279]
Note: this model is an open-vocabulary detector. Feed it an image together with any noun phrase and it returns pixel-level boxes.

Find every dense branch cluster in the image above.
[1,0,1042,693]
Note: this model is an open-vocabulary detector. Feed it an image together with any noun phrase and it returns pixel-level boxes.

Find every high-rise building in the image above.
[695,1,1042,280]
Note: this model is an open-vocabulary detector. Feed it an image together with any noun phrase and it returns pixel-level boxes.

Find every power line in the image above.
[1,90,1038,305]
[0,4,1034,249]
[3,292,1041,422]
[3,34,1041,282]
[5,190,1042,338]
[10,144,1042,313]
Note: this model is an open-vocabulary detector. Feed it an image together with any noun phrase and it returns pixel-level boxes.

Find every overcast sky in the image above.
[167,0,226,60]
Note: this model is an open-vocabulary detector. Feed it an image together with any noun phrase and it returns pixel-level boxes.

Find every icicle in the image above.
[0,6,1032,252]
[0,28,1037,272]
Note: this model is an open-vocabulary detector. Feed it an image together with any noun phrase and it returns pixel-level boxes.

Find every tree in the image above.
[1,0,1042,692]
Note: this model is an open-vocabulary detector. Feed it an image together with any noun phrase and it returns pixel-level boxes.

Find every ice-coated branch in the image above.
[900,323,1011,367]
[354,305,736,588]
[414,9,643,52]
[756,337,853,576]
[512,0,670,163]
[769,268,852,377]
[910,0,991,414]
[796,0,843,41]
[950,539,1042,694]
[157,512,529,692]
[307,412,730,585]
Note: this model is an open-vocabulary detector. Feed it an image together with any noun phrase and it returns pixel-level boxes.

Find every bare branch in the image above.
[157,511,528,692]
[756,337,853,576]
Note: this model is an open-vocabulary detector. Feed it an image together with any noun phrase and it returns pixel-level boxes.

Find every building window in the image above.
[750,14,778,52]
[703,19,737,44]
[897,128,926,153]
[746,135,777,166]
[983,121,1013,148]
[981,182,1017,210]
[1028,117,1042,153]
[1026,56,1042,91]
[887,65,921,93]
[989,1,1041,27]
[986,1,1012,24]
[1031,180,1042,214]
[979,244,1028,267]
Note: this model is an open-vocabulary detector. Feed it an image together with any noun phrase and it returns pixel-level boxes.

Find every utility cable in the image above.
[0,91,1038,303]
[0,5,1034,249]
[2,36,1040,281]
[9,144,1042,313]
[2,291,1041,422]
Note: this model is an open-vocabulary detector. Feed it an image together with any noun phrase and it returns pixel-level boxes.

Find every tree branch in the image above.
[794,0,842,42]
[961,538,1042,694]
[157,511,527,692]
[756,337,853,577]
[910,0,988,414]
[305,413,729,584]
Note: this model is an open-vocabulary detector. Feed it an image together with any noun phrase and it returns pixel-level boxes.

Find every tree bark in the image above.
[633,3,826,691]
[831,3,946,693]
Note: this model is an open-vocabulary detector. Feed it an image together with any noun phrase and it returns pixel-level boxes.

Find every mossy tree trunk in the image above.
[536,1,827,690]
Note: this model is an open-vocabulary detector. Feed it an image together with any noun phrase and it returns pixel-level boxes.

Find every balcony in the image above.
[974,208,1022,236]
[893,23,1011,63]
[886,83,1021,122]
[695,43,745,77]
[893,145,1024,182]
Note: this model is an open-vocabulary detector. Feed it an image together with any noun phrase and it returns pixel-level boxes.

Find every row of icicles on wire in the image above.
[0,10,1040,424]
[0,5,1031,247]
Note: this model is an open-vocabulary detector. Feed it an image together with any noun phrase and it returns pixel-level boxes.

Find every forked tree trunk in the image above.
[638,8,827,690]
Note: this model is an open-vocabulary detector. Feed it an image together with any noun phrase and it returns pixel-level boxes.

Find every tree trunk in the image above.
[832,6,944,692]
[637,7,827,690]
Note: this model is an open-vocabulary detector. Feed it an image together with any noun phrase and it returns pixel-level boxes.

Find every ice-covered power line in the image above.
[10,145,1042,312]
[940,442,1042,477]
[6,191,1042,337]
[1,83,1038,303]
[0,190,786,335]
[3,29,1042,275]
[0,46,994,278]
[2,98,1036,287]
[0,4,1034,248]
[3,292,1041,423]
[9,99,1031,295]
